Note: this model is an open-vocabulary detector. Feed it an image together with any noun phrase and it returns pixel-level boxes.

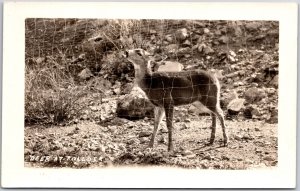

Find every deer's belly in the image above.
[146,89,200,106]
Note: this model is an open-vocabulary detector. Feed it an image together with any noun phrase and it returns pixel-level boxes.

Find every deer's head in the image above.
[123,49,152,67]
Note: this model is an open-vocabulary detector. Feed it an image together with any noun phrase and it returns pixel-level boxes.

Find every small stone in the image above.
[90,106,98,111]
[165,35,173,42]
[149,29,157,34]
[203,28,210,34]
[227,98,245,114]
[244,87,266,103]
[112,87,121,95]
[78,68,93,80]
[175,28,188,41]
[158,136,166,144]
[203,155,212,160]
[221,155,230,161]
[263,156,275,161]
[182,150,193,156]
[219,36,229,44]
[35,133,46,139]
[24,148,31,155]
[139,137,148,144]
[184,118,191,123]
[234,135,242,141]
[180,123,189,130]
[139,131,152,137]
[81,114,89,120]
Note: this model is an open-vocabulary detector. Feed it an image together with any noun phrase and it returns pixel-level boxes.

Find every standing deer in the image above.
[124,49,228,151]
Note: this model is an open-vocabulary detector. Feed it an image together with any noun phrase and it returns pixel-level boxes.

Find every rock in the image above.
[80,114,89,120]
[227,98,245,114]
[158,136,166,144]
[222,91,238,108]
[175,28,188,41]
[177,47,191,55]
[91,77,112,92]
[165,34,173,43]
[265,87,276,95]
[139,137,148,144]
[113,87,121,95]
[116,87,154,119]
[203,155,213,160]
[203,28,210,34]
[78,68,93,80]
[35,133,46,139]
[188,104,198,114]
[244,87,266,103]
[184,118,191,123]
[35,57,45,65]
[263,156,275,162]
[180,123,189,130]
[157,61,183,72]
[149,29,157,34]
[122,83,134,94]
[197,44,205,53]
[244,105,260,119]
[221,155,230,161]
[245,22,261,32]
[198,44,214,55]
[242,134,254,140]
[139,131,152,137]
[190,101,212,114]
[182,150,193,156]
[267,109,278,124]
[203,46,214,55]
[90,106,99,111]
[219,36,229,44]
[24,148,31,155]
[234,135,242,141]
[269,75,278,87]
[164,44,179,54]
[182,40,191,47]
[226,71,240,78]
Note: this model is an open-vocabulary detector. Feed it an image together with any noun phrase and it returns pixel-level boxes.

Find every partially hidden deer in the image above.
[124,49,228,151]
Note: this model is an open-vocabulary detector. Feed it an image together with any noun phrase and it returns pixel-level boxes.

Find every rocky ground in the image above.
[25,96,277,169]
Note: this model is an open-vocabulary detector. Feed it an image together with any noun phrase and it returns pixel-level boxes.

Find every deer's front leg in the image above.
[164,105,174,152]
[149,107,165,148]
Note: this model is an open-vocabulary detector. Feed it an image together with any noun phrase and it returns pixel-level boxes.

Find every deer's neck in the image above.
[132,60,151,88]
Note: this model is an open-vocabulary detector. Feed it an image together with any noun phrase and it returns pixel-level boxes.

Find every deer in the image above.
[124,48,228,152]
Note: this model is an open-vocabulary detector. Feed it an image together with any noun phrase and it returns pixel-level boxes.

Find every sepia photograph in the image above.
[24,18,279,169]
[1,2,297,188]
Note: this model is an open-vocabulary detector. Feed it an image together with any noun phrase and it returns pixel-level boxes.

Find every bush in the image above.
[25,55,87,125]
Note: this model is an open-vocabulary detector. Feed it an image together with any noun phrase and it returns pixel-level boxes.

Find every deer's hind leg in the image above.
[208,105,228,146]
[209,113,217,145]
[149,107,165,148]
[202,92,228,146]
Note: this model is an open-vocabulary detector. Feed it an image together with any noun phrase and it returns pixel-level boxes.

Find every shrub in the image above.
[25,55,87,125]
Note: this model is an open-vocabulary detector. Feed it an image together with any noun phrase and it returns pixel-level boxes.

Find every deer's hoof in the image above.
[168,146,174,152]
[148,142,154,148]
